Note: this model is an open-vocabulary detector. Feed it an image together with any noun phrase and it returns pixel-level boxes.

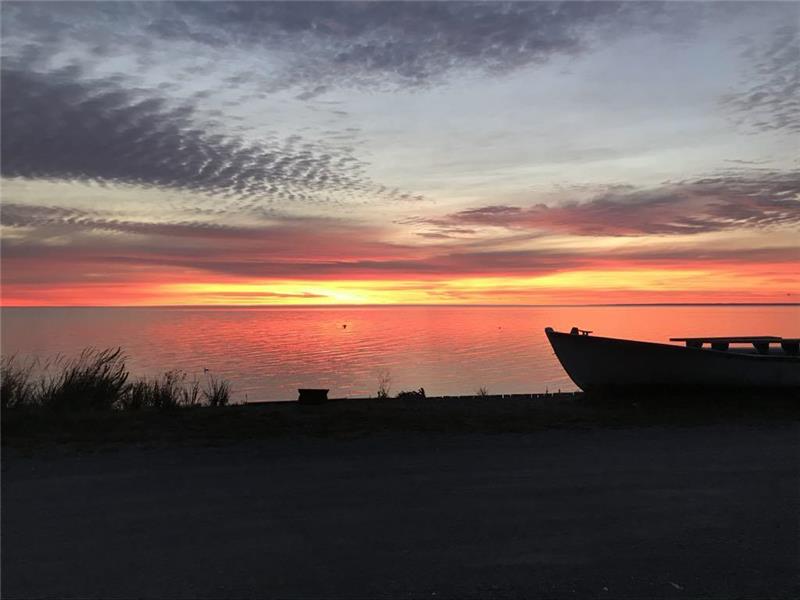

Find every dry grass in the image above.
[0,355,37,409]
[1,348,232,413]
[202,374,231,407]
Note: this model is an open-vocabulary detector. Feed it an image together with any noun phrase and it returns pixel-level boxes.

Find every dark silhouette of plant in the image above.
[397,387,426,400]
[121,370,203,410]
[39,348,128,411]
[203,373,231,407]
[376,369,392,399]
[1,355,36,409]
[2,347,235,412]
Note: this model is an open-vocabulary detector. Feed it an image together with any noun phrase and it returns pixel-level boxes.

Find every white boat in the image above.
[545,327,800,394]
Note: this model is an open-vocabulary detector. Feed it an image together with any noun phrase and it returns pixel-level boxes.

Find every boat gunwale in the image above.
[545,328,800,362]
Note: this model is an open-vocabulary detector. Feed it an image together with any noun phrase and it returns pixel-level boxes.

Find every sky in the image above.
[1,1,798,305]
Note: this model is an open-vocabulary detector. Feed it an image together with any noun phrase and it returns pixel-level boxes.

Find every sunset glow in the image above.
[1,2,798,306]
[4,261,796,307]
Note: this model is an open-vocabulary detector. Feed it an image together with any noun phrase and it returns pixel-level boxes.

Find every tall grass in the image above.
[203,374,231,407]
[121,370,202,411]
[0,348,232,412]
[38,348,129,411]
[1,355,37,409]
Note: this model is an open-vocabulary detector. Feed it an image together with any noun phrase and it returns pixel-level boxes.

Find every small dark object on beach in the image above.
[298,388,329,404]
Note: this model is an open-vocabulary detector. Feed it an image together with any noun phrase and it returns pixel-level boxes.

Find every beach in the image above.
[3,402,798,599]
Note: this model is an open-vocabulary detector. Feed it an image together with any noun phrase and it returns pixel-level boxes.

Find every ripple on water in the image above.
[3,305,797,401]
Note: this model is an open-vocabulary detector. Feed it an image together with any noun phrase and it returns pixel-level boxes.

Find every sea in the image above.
[2,305,798,402]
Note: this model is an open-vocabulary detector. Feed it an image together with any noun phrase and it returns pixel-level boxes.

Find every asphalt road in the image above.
[3,424,799,598]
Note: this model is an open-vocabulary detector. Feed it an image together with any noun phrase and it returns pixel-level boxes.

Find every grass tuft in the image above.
[376,369,392,399]
[39,348,129,412]
[1,355,37,409]
[1,348,233,413]
[122,371,199,411]
[203,374,231,407]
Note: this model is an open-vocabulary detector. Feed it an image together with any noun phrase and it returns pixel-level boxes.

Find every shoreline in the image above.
[4,393,798,451]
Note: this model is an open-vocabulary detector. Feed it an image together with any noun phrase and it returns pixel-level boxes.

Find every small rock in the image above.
[668,581,684,591]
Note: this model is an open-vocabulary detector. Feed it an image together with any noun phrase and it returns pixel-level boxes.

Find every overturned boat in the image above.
[545,327,800,394]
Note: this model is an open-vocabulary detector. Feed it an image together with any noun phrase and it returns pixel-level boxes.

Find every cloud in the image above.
[4,202,797,287]
[1,2,795,304]
[2,1,712,97]
[1,1,780,209]
[433,172,800,236]
[142,2,625,89]
[0,203,291,240]
[0,67,415,207]
[722,23,800,134]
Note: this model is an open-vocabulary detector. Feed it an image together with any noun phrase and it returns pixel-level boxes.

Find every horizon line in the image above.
[2,302,799,309]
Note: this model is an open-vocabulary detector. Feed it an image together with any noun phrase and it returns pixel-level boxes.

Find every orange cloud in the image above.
[4,259,795,306]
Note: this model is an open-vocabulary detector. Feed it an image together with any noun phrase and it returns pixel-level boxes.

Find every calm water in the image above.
[2,305,798,401]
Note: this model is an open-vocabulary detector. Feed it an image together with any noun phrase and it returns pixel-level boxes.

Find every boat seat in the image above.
[671,335,784,351]
[669,335,799,355]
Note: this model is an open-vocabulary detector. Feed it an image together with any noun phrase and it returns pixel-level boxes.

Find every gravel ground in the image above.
[3,423,799,599]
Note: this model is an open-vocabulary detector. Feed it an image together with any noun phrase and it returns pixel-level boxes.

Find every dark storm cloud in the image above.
[433,172,800,236]
[722,23,800,134]
[0,68,390,205]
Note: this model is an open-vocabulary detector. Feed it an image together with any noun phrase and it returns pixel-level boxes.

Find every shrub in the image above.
[397,388,426,401]
[476,386,489,397]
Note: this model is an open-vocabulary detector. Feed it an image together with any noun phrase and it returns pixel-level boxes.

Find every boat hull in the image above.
[545,329,800,394]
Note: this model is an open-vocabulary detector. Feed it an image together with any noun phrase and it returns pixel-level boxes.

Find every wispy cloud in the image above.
[0,67,423,207]
[722,23,799,134]
[1,2,729,96]
[431,172,800,236]
[185,1,618,91]
[3,200,797,286]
